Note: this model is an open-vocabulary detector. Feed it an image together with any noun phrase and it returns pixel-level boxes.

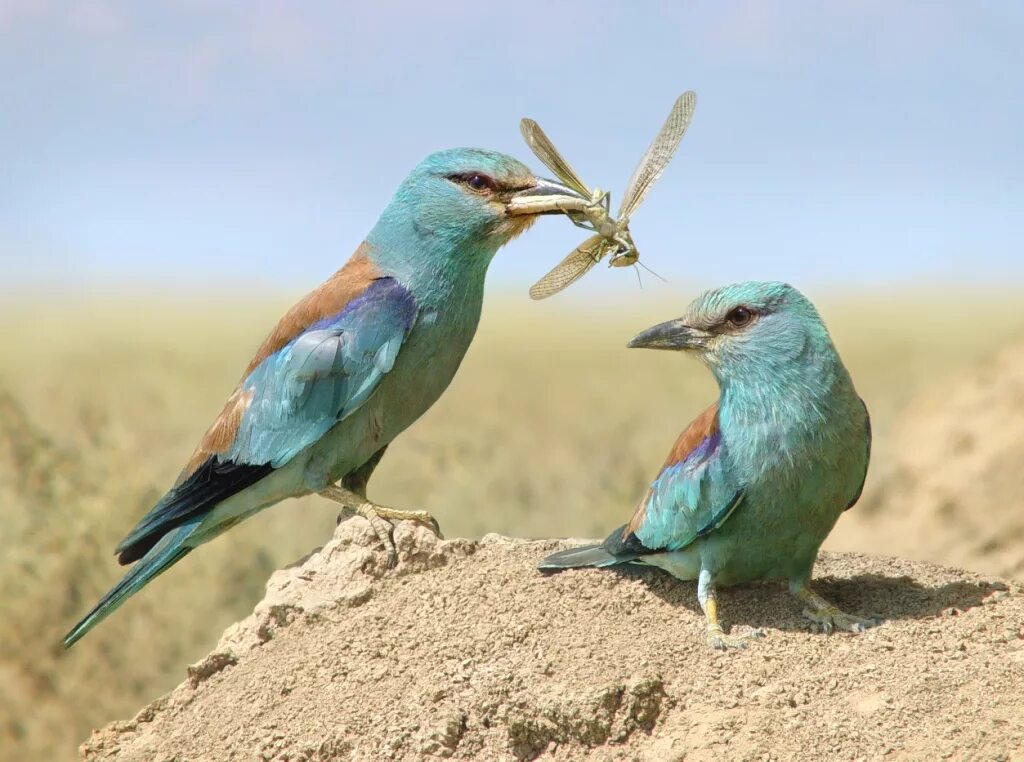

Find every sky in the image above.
[1,1,1021,300]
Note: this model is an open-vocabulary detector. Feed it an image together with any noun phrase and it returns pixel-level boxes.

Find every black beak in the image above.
[505,177,590,216]
[627,319,709,351]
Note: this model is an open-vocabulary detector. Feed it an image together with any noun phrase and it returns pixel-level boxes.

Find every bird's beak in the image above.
[504,177,590,216]
[627,319,710,351]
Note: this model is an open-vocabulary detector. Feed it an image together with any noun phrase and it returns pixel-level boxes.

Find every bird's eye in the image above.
[726,306,754,327]
[465,173,496,192]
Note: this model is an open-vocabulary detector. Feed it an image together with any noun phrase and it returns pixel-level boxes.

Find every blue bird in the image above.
[64,148,586,648]
[539,282,875,649]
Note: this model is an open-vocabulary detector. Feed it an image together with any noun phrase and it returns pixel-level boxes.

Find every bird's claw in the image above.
[324,483,443,567]
[349,503,444,568]
[801,606,879,634]
[792,584,880,635]
[706,625,765,651]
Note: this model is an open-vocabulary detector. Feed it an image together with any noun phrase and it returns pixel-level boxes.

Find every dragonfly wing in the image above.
[529,235,606,300]
[618,91,697,218]
[520,118,593,199]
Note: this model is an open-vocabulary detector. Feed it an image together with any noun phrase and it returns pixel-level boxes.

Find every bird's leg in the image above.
[340,445,389,498]
[320,447,441,567]
[790,581,878,634]
[321,484,441,568]
[697,569,763,650]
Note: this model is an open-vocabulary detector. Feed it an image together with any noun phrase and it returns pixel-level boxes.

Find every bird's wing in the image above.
[844,397,872,510]
[115,272,417,564]
[604,402,745,554]
[226,276,417,467]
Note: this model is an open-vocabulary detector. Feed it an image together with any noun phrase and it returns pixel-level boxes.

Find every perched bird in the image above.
[539,282,875,649]
[64,148,586,648]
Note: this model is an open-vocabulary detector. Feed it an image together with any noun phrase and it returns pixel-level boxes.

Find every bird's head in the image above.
[369,148,586,277]
[627,281,832,380]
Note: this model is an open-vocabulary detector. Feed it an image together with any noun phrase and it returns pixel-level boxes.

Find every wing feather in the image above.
[612,401,745,553]
[115,276,417,563]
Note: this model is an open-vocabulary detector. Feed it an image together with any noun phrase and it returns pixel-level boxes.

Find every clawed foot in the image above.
[698,578,766,651]
[706,625,766,651]
[322,485,442,568]
[801,606,878,634]
[793,583,880,634]
[346,503,443,568]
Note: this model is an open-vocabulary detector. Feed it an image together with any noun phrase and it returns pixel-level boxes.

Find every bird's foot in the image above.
[322,485,443,568]
[801,606,877,634]
[793,585,879,634]
[355,503,443,568]
[706,624,766,651]
[699,583,765,651]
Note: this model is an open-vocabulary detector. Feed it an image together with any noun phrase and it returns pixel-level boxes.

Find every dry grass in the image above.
[1,286,1021,761]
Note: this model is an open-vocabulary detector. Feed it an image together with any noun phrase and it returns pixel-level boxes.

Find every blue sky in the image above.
[1,1,1021,298]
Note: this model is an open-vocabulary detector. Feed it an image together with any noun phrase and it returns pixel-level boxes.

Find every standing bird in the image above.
[539,282,875,649]
[64,148,586,648]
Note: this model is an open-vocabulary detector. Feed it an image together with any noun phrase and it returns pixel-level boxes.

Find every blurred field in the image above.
[2,286,1023,761]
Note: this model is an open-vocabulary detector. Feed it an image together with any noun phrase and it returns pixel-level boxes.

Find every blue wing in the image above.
[228,277,417,467]
[115,276,417,563]
[606,404,745,555]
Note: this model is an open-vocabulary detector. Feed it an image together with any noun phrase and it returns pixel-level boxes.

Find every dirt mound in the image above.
[843,342,1024,578]
[81,519,1023,761]
[0,388,327,762]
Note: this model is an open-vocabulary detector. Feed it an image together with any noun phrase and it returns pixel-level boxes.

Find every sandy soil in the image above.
[832,342,1024,580]
[81,520,1024,762]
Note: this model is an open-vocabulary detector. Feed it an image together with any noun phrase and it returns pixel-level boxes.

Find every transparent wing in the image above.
[529,235,607,300]
[520,118,592,199]
[618,91,697,218]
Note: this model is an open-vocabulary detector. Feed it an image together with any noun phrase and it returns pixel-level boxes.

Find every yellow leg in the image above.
[320,484,442,567]
[698,572,764,650]
[792,583,878,634]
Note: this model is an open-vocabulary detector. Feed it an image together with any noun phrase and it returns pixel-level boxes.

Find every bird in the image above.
[63,148,587,648]
[538,281,875,649]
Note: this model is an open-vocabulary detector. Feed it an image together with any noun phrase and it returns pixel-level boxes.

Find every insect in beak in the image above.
[505,178,591,216]
[518,91,697,299]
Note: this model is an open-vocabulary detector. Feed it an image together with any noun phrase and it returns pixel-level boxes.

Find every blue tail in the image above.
[63,520,197,649]
[537,543,636,571]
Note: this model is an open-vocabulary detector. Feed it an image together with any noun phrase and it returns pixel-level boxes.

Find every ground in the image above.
[81,521,1024,761]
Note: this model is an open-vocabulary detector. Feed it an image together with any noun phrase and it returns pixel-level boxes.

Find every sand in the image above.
[836,342,1024,580]
[81,519,1024,761]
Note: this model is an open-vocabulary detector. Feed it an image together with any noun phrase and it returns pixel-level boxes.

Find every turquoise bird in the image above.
[539,282,875,649]
[64,148,586,648]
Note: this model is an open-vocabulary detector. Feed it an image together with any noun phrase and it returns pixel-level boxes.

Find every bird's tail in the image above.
[63,520,197,649]
[537,543,637,571]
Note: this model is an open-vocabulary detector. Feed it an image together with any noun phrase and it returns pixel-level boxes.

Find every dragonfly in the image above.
[512,91,697,300]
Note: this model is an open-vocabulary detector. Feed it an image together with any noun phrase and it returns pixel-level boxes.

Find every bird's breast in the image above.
[708,397,868,583]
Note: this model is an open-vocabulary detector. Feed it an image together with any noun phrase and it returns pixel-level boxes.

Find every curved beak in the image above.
[505,177,590,216]
[628,319,710,351]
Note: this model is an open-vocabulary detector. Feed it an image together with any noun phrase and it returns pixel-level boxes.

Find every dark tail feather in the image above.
[115,457,272,565]
[538,543,637,571]
[63,522,195,649]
